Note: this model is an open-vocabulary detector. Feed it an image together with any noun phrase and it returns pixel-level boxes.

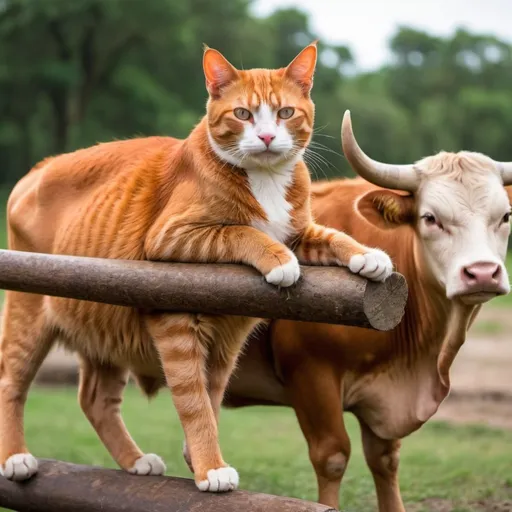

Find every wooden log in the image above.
[0,459,336,512]
[0,249,408,331]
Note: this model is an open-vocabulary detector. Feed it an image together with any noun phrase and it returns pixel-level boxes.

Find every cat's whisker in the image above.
[313,123,330,134]
[312,133,335,140]
[302,152,326,180]
[308,141,343,159]
[306,151,333,173]
[303,149,334,180]
[307,148,340,172]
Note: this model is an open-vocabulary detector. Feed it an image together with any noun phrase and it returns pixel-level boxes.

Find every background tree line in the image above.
[1,0,512,186]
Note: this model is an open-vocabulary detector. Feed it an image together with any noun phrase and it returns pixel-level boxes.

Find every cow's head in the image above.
[342,110,512,305]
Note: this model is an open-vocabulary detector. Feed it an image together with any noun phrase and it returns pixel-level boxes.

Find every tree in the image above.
[1,2,512,187]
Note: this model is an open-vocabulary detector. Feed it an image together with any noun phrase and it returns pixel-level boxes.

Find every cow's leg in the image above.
[287,364,349,510]
[359,420,405,512]
[0,293,54,481]
[78,358,165,475]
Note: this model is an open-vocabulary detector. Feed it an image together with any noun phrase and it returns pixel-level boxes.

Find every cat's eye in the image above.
[278,107,295,119]
[234,108,252,121]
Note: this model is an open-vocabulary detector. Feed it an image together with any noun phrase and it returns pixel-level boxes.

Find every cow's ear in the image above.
[356,189,415,230]
[505,185,512,207]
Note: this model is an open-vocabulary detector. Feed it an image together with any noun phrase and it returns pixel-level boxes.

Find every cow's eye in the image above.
[421,213,443,230]
[503,212,510,224]
[422,213,436,225]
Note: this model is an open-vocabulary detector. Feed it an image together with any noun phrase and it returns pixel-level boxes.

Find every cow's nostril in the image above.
[463,267,475,280]
[462,262,502,286]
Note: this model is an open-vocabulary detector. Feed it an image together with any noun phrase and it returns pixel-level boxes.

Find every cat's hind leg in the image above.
[78,358,166,475]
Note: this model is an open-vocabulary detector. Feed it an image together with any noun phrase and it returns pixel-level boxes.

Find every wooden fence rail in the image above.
[0,249,407,331]
[0,252,407,509]
[0,459,336,512]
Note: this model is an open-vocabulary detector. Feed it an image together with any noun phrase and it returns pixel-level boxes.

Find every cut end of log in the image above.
[363,272,409,331]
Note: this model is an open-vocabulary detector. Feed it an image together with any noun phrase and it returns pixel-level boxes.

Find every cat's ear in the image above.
[203,45,239,98]
[285,41,318,94]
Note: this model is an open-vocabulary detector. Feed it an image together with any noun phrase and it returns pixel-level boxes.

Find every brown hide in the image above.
[227,178,451,414]
[225,177,471,510]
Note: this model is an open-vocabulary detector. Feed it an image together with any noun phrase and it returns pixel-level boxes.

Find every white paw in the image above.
[0,453,38,481]
[196,466,239,492]
[128,453,166,476]
[349,249,393,282]
[265,253,300,287]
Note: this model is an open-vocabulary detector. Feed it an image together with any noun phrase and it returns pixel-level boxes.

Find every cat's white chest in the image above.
[247,169,294,244]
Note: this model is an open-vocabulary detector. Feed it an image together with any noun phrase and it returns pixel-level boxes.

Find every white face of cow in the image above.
[341,110,512,306]
[416,171,511,304]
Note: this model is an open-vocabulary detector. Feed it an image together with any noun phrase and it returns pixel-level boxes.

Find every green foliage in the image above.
[0,386,509,512]
[1,0,512,186]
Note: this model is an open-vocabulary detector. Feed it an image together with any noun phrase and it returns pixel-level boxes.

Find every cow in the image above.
[222,110,512,511]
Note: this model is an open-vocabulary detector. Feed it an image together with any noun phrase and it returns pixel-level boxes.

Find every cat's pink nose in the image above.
[258,133,275,148]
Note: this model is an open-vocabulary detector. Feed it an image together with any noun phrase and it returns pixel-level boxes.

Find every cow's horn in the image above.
[341,110,421,192]
[495,162,512,186]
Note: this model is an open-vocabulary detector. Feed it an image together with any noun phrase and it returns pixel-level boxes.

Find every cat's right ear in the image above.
[285,42,318,95]
[203,46,239,98]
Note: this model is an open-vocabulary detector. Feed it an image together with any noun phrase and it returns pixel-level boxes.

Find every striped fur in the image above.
[0,43,391,491]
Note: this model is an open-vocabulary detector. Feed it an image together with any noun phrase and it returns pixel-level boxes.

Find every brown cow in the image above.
[223,111,512,511]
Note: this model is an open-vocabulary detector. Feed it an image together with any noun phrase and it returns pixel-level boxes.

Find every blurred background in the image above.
[0,1,511,511]
[2,0,512,187]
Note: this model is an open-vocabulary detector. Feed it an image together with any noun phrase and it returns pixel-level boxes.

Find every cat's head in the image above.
[203,43,317,169]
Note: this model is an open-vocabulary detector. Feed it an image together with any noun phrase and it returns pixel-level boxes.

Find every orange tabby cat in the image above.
[0,43,392,492]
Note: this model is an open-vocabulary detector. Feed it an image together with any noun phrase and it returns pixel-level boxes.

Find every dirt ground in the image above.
[408,497,512,512]
[36,304,512,430]
[434,306,512,430]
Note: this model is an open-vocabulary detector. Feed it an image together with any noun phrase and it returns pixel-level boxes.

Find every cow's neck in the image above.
[350,236,478,439]
[397,235,477,397]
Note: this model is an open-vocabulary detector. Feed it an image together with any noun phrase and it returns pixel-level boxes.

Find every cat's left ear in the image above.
[203,45,239,98]
[285,41,318,95]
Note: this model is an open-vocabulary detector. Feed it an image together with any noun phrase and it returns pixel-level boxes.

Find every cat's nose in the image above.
[258,133,275,148]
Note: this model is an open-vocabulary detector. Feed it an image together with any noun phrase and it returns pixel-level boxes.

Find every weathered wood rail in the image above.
[0,459,336,512]
[0,249,408,330]
[0,252,407,509]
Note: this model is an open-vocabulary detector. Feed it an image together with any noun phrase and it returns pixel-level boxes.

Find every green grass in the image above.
[0,386,508,512]
[471,318,505,335]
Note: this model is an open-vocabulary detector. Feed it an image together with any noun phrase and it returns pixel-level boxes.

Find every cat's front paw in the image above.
[196,466,239,492]
[265,252,301,287]
[349,249,393,282]
[128,453,166,476]
[0,453,38,481]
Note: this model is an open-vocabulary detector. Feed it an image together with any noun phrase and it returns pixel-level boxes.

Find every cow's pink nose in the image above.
[258,133,275,147]
[461,262,501,287]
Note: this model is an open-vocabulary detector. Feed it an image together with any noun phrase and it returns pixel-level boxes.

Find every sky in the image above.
[253,0,512,70]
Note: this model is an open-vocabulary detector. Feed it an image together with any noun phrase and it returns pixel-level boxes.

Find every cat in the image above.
[0,42,392,493]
